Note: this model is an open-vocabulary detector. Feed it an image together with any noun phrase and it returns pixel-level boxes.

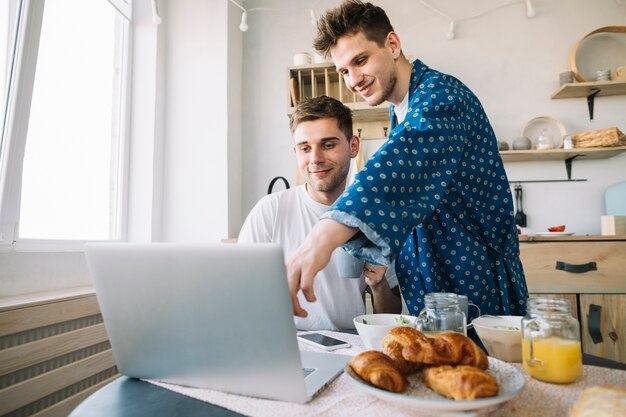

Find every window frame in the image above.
[0,0,132,252]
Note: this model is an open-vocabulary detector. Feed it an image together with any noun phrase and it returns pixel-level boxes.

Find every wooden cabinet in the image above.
[520,237,626,363]
[579,294,626,363]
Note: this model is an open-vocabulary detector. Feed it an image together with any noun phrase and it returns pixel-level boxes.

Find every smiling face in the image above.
[293,118,359,205]
[331,31,403,106]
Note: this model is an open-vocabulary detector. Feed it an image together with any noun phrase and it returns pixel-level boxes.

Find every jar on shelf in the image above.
[416,293,467,336]
[522,297,582,384]
[536,128,555,150]
[563,135,574,149]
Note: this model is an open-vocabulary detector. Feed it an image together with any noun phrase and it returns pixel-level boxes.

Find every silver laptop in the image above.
[84,242,349,403]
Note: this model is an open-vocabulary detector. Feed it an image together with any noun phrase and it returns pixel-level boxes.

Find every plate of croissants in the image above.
[346,327,525,413]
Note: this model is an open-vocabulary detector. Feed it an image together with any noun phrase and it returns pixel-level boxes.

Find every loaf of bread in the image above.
[422,365,499,400]
[569,386,626,417]
[384,328,488,369]
[381,327,426,374]
[349,350,408,393]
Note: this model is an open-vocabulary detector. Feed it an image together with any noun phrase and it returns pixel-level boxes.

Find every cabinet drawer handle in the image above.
[555,261,597,273]
[588,304,603,344]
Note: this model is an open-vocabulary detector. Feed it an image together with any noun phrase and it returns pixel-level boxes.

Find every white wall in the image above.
[128,0,243,243]
[240,0,626,236]
[0,0,244,296]
[160,0,231,241]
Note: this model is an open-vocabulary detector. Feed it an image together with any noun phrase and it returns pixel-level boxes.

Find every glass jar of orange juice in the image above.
[522,297,582,384]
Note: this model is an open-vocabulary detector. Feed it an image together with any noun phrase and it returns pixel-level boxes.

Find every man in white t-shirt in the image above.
[238,96,401,330]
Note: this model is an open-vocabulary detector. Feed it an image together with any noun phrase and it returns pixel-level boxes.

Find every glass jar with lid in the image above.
[522,297,582,383]
[416,293,467,336]
[536,128,555,150]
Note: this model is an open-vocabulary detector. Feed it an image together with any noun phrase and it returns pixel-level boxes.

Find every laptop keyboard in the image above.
[302,367,316,378]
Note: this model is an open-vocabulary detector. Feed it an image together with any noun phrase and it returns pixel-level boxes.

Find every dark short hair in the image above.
[313,0,394,58]
[289,96,353,140]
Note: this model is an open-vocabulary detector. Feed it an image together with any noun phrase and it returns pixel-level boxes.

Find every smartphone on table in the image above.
[297,332,351,351]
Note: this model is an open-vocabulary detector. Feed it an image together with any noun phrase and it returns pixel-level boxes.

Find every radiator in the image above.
[0,291,119,417]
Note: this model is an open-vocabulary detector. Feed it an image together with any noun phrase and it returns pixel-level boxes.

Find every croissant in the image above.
[349,351,408,393]
[402,331,489,370]
[569,386,626,417]
[381,327,426,374]
[422,365,499,400]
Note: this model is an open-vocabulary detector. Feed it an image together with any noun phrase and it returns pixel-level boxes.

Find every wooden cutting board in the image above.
[605,181,626,215]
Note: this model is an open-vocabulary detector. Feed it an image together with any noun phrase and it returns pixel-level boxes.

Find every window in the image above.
[0,0,129,246]
[0,1,18,166]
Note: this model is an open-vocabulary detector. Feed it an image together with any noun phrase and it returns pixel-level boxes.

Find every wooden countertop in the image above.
[520,235,626,242]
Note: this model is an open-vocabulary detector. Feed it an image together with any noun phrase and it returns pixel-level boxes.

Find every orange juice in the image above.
[522,336,582,383]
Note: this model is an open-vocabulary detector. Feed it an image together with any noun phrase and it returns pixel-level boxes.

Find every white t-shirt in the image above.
[393,91,409,124]
[238,185,398,330]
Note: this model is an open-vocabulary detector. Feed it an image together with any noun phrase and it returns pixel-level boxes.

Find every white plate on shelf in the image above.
[345,357,525,413]
[535,232,575,237]
[520,116,566,149]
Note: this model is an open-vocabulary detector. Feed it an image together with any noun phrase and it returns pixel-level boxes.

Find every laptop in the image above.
[84,242,349,403]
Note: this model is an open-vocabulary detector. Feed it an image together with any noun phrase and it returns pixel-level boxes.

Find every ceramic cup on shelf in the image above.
[559,71,574,85]
[293,52,312,66]
[596,69,611,82]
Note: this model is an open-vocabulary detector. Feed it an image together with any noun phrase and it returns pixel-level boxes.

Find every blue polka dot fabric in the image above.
[323,59,528,317]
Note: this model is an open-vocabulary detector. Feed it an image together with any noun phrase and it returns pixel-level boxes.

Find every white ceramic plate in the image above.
[571,30,626,82]
[345,357,525,413]
[520,116,566,149]
[534,232,575,237]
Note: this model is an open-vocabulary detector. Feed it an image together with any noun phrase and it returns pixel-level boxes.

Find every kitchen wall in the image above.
[240,0,626,236]
[3,0,625,297]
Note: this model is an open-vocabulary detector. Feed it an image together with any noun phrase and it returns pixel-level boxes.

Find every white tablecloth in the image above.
[147,331,626,417]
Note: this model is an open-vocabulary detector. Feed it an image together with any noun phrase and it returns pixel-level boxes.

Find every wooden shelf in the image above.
[500,146,626,162]
[503,147,626,181]
[551,81,626,99]
[287,63,389,122]
[551,81,626,120]
[287,101,389,122]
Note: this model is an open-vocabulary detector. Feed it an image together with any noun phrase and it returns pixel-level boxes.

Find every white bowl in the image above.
[472,315,523,362]
[293,52,312,66]
[353,314,416,351]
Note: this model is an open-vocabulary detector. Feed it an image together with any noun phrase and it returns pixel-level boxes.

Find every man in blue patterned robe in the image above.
[286,0,528,319]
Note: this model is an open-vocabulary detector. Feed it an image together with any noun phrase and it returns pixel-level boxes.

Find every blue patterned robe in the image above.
[323,59,528,316]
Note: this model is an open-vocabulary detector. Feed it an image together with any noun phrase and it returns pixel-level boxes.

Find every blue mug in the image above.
[334,248,364,279]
